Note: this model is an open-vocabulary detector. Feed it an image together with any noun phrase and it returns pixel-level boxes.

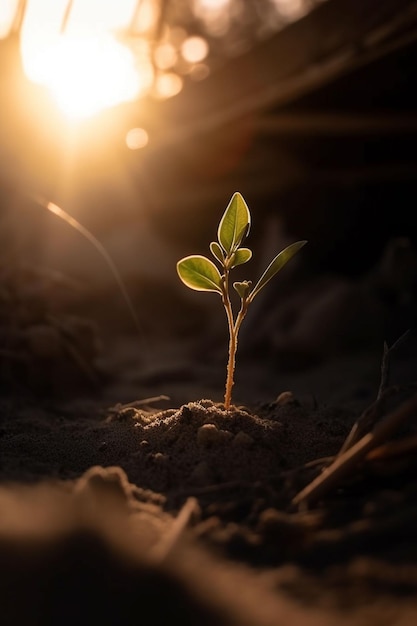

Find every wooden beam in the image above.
[140,0,417,147]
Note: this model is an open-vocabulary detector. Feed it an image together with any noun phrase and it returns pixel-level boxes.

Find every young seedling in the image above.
[177,192,307,410]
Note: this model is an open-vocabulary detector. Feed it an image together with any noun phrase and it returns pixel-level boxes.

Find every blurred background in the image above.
[1,0,417,395]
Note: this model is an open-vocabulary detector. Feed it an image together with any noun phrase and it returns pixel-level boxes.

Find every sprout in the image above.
[177,192,307,409]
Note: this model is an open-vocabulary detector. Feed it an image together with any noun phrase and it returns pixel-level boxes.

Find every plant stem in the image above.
[222,270,236,410]
[224,329,236,410]
[222,268,248,409]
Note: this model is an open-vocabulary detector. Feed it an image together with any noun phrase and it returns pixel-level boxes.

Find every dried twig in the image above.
[108,395,170,414]
[367,434,417,461]
[292,393,417,510]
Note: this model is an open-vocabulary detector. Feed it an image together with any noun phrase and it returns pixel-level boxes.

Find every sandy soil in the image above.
[1,261,417,626]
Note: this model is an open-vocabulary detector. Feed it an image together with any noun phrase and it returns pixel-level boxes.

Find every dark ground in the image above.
[1,248,417,626]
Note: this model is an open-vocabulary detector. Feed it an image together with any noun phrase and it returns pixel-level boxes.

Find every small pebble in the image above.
[232,431,254,448]
[197,423,231,447]
[275,391,298,406]
[153,452,169,465]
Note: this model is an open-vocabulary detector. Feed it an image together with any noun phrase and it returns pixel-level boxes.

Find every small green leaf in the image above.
[177,255,223,294]
[210,241,224,264]
[249,241,307,301]
[233,280,252,299]
[235,222,250,246]
[230,247,252,268]
[218,192,251,254]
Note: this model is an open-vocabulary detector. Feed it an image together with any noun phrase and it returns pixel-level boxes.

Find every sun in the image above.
[21,32,153,120]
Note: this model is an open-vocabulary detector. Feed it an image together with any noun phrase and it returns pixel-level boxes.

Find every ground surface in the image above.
[1,263,417,626]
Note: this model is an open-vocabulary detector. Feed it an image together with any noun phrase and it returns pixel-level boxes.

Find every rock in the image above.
[153,452,169,466]
[275,391,298,406]
[232,431,254,448]
[197,423,231,447]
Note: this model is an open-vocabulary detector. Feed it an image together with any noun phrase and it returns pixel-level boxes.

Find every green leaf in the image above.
[235,222,250,246]
[218,192,251,254]
[210,241,224,264]
[233,280,252,299]
[177,255,223,294]
[230,247,252,268]
[249,241,307,301]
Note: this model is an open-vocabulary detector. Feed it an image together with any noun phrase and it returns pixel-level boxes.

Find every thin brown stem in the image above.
[224,295,248,409]
[224,328,236,410]
[223,270,236,410]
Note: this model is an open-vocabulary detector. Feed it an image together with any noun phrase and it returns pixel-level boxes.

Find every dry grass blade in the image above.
[338,386,397,456]
[29,195,142,336]
[292,392,417,510]
[367,433,417,461]
[108,396,170,414]
[339,329,412,456]
[338,382,417,456]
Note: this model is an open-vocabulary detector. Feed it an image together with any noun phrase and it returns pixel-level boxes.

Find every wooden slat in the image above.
[139,0,417,145]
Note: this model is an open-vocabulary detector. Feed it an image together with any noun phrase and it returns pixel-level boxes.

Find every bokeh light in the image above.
[154,42,178,70]
[3,0,324,121]
[273,0,307,20]
[181,36,209,64]
[195,0,231,10]
[189,63,210,81]
[193,0,231,37]
[126,127,149,150]
[154,72,183,99]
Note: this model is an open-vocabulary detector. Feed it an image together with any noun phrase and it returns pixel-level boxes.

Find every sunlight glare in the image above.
[193,0,231,37]
[22,33,150,119]
[66,0,136,35]
[130,0,157,33]
[19,0,153,119]
[0,0,18,38]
